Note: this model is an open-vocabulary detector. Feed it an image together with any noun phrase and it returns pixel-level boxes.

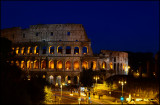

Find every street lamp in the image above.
[93,76,99,91]
[60,85,62,98]
[119,79,127,97]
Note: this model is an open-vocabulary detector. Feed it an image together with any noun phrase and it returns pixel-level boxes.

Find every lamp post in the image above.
[119,78,126,104]
[119,79,126,97]
[93,76,99,90]
[60,85,62,98]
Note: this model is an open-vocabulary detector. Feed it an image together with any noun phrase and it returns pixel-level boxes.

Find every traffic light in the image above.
[120,96,124,101]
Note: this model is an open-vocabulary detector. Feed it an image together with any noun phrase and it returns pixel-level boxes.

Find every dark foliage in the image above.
[0,37,47,104]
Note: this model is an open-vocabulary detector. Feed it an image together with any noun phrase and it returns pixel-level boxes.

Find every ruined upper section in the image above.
[1,24,90,42]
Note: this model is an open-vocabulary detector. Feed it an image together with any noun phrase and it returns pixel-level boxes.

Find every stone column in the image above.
[63,60,65,71]
[71,60,74,71]
[54,60,57,71]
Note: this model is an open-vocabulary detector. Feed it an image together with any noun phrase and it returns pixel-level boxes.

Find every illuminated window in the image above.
[74,61,79,70]
[57,46,62,54]
[102,61,106,69]
[42,46,46,54]
[65,61,71,70]
[92,61,96,70]
[57,60,62,70]
[74,47,79,54]
[49,46,54,54]
[21,47,25,55]
[41,60,46,69]
[16,47,19,55]
[16,60,19,67]
[27,60,32,69]
[34,46,39,54]
[82,61,88,69]
[27,47,32,54]
[49,60,54,69]
[110,62,113,69]
[66,46,71,54]
[34,60,39,69]
[82,46,88,54]
[21,61,25,69]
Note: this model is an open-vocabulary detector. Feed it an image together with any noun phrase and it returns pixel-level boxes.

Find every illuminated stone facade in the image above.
[1,24,128,85]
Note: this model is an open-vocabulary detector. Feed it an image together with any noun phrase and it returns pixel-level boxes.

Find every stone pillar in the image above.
[63,60,65,71]
[63,46,66,55]
[71,60,74,71]
[54,60,57,71]
[80,60,82,72]
[71,46,74,56]
[54,46,57,56]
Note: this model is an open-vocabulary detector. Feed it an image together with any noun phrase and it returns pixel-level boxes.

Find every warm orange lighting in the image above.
[34,46,37,54]
[92,61,96,70]
[27,60,32,69]
[43,75,46,78]
[27,47,31,54]
[16,47,19,54]
[49,60,54,69]
[21,61,25,69]
[74,61,79,70]
[82,61,88,69]
[16,60,19,66]
[21,47,25,55]
[41,60,46,69]
[68,80,71,84]
[110,62,113,69]
[57,60,62,69]
[34,60,39,69]
[65,61,71,70]
[102,61,106,69]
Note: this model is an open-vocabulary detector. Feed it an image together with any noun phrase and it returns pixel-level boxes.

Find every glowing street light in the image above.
[93,76,99,90]
[119,79,127,97]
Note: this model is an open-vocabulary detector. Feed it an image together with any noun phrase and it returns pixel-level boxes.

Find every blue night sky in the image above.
[1,1,159,54]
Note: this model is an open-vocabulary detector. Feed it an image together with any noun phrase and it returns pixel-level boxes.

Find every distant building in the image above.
[1,24,128,85]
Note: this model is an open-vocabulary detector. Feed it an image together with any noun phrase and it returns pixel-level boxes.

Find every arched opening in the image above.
[74,61,79,70]
[34,60,39,69]
[65,76,71,84]
[92,61,97,70]
[65,61,71,70]
[21,47,25,55]
[57,46,62,54]
[34,46,39,54]
[27,60,32,69]
[56,76,61,86]
[49,60,54,69]
[82,46,88,54]
[57,60,62,70]
[49,75,54,84]
[27,47,32,54]
[66,46,71,54]
[102,61,107,69]
[42,46,46,54]
[16,47,19,55]
[16,60,19,67]
[82,61,88,70]
[21,61,25,69]
[110,62,113,69]
[74,47,79,54]
[41,60,46,69]
[73,76,78,84]
[49,46,54,54]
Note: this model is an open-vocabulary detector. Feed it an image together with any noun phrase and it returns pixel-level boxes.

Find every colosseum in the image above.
[1,24,128,86]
